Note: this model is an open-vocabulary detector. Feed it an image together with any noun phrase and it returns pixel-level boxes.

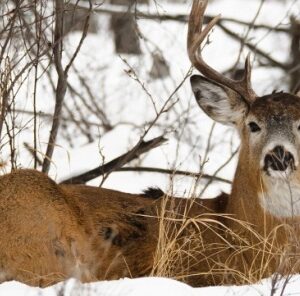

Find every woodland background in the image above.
[0,0,300,294]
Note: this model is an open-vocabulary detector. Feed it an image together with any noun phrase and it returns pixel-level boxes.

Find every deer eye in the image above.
[248,122,261,133]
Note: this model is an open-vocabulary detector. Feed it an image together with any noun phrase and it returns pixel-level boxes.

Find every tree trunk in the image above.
[110,0,147,54]
[64,3,98,35]
[290,17,300,93]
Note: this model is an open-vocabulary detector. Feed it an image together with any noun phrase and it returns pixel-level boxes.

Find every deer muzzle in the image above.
[263,145,295,173]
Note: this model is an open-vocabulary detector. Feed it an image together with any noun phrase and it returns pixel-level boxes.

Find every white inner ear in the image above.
[297,90,300,98]
[192,79,246,125]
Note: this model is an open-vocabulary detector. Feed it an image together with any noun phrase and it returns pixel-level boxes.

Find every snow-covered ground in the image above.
[1,0,300,294]
[1,275,300,296]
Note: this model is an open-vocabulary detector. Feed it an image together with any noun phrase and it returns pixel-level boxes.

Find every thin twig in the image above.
[113,166,232,184]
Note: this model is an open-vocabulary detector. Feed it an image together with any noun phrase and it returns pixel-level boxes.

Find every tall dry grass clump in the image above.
[149,187,300,287]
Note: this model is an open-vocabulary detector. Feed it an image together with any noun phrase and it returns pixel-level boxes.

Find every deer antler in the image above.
[188,0,257,103]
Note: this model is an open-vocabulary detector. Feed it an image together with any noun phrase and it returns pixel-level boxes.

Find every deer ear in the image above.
[296,90,300,98]
[190,75,248,126]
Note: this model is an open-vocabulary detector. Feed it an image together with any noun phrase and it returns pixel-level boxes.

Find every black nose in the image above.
[264,146,295,172]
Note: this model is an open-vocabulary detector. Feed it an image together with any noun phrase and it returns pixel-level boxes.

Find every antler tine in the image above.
[188,0,257,103]
[242,54,256,99]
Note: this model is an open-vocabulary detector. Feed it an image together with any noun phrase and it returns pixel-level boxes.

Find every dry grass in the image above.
[149,190,300,287]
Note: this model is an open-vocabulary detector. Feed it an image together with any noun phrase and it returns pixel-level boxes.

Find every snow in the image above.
[1,0,300,294]
[1,276,300,296]
[0,278,200,296]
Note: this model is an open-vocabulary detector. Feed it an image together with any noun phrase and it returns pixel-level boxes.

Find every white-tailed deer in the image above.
[188,0,300,284]
[0,0,299,288]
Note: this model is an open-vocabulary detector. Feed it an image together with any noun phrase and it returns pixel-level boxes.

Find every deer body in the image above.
[0,169,232,287]
[0,169,162,286]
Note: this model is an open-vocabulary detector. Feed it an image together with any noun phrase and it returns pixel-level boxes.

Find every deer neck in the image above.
[225,146,300,278]
[228,148,264,225]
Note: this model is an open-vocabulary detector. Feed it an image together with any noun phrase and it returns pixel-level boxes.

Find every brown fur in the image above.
[0,168,237,287]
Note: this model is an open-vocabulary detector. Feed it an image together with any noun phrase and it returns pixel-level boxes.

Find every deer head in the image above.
[188,0,300,218]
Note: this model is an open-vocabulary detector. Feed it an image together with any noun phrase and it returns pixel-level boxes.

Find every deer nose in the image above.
[264,146,295,172]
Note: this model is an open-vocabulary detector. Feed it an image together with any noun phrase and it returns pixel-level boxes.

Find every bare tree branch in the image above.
[78,3,289,33]
[41,0,66,173]
[60,135,167,184]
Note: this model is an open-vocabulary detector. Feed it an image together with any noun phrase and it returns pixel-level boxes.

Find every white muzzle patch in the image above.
[259,176,300,218]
